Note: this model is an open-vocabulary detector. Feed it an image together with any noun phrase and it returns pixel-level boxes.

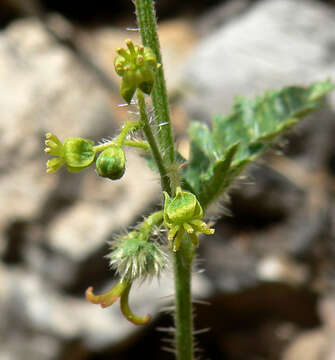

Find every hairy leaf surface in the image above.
[182,80,334,209]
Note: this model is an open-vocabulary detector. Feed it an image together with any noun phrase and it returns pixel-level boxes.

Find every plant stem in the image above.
[140,210,163,236]
[136,89,171,194]
[134,2,195,360]
[123,140,150,151]
[94,120,142,152]
[135,0,175,168]
[116,120,141,146]
[173,234,194,360]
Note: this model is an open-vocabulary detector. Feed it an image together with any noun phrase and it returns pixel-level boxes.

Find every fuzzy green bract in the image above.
[107,231,167,282]
[182,80,335,210]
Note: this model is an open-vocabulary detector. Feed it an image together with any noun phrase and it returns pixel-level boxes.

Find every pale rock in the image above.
[183,0,335,121]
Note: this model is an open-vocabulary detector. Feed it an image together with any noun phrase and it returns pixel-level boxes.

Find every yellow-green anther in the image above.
[138,45,144,54]
[46,157,65,173]
[137,57,144,66]
[173,227,184,252]
[114,39,159,103]
[96,146,126,180]
[44,133,63,156]
[183,223,194,234]
[190,220,215,235]
[117,48,130,59]
[168,225,180,241]
[163,187,214,251]
[125,38,136,55]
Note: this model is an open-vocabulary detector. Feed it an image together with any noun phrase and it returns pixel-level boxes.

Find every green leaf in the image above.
[213,80,335,161]
[197,143,240,208]
[182,121,221,192]
[182,79,335,209]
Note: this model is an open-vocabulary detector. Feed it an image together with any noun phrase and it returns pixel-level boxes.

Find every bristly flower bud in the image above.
[96,146,126,180]
[45,133,95,173]
[163,187,215,251]
[114,39,159,103]
[107,230,168,282]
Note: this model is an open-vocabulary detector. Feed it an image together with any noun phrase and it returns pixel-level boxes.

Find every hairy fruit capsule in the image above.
[107,230,167,282]
[96,146,126,180]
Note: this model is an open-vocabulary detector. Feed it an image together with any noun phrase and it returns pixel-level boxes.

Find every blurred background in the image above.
[1,0,335,359]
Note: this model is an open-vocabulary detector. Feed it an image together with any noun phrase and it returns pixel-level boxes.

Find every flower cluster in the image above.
[44,133,127,181]
[114,39,159,103]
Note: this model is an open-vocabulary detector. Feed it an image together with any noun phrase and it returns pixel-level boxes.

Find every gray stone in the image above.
[183,0,335,121]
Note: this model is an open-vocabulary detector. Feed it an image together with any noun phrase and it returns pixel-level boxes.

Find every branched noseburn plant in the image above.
[44,1,335,359]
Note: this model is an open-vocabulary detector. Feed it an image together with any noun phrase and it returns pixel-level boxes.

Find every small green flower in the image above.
[96,146,126,180]
[114,39,160,103]
[44,133,95,173]
[163,187,214,251]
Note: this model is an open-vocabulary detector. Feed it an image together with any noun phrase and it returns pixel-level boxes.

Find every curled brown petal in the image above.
[85,280,129,308]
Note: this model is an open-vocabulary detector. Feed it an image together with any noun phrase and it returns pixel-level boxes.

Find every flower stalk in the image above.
[134,1,199,359]
[135,0,175,168]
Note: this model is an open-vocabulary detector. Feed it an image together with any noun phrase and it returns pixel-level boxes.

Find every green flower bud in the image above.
[96,146,126,180]
[163,187,214,252]
[107,231,167,282]
[114,39,159,103]
[44,133,95,173]
[164,188,203,226]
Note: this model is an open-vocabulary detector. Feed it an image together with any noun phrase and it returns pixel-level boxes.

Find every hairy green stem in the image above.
[123,140,150,151]
[94,120,142,152]
[140,210,163,236]
[116,120,141,146]
[136,89,171,194]
[134,2,195,360]
[135,0,175,168]
[173,235,194,360]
